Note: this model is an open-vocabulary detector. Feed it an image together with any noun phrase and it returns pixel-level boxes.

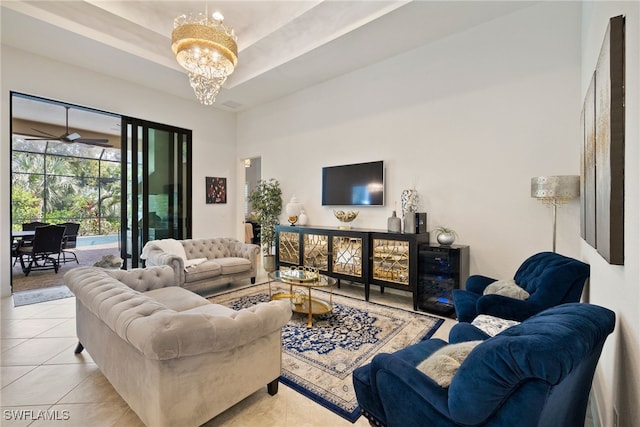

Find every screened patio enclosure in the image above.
[11,137,122,237]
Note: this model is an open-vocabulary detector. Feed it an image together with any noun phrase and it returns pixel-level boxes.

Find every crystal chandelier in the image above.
[171,11,238,105]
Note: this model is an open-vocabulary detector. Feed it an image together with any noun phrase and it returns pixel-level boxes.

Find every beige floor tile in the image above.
[2,318,69,340]
[1,365,37,387]
[1,338,29,353]
[59,369,124,404]
[32,302,76,320]
[29,401,135,427]
[1,337,77,366]
[2,299,49,320]
[203,387,287,426]
[36,319,77,338]
[1,364,95,406]
[44,344,93,365]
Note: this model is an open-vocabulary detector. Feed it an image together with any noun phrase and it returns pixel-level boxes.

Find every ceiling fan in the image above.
[25,107,112,147]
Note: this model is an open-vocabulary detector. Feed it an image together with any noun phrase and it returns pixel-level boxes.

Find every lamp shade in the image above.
[531,176,580,200]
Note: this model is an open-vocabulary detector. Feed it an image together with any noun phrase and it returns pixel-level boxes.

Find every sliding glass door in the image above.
[122,118,192,267]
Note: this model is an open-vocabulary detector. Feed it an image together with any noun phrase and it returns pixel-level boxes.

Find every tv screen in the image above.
[322,161,384,206]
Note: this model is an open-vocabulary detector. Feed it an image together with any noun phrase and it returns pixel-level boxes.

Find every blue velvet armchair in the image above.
[452,252,590,322]
[352,303,615,427]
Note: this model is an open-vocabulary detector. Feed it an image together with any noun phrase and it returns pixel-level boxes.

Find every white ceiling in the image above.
[3,0,537,131]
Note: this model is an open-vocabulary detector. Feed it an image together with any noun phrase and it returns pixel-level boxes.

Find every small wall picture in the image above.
[206,177,227,204]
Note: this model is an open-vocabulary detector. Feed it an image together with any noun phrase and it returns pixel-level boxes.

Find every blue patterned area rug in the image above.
[211,283,444,422]
[13,285,75,307]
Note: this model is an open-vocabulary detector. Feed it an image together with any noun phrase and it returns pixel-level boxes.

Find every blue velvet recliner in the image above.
[452,252,590,322]
[352,303,615,427]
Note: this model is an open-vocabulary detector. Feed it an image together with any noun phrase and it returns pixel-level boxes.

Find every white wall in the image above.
[580,2,640,426]
[1,46,238,297]
[237,2,583,279]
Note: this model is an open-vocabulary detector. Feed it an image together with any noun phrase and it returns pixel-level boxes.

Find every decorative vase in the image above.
[403,214,416,234]
[286,195,303,226]
[437,232,455,246]
[263,254,276,272]
[387,211,401,233]
[298,210,308,226]
[401,189,419,215]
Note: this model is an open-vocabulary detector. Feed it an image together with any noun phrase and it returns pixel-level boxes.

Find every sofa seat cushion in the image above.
[144,287,210,312]
[184,260,222,283]
[182,303,236,317]
[216,257,251,275]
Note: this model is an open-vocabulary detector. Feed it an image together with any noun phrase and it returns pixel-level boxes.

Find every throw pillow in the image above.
[416,340,482,388]
[483,279,530,300]
[471,314,521,337]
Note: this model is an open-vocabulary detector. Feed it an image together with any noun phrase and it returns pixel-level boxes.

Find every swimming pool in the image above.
[77,234,120,247]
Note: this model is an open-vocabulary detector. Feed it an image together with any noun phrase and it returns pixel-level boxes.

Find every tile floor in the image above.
[1,279,455,427]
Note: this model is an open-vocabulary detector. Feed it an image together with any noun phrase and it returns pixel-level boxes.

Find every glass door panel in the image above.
[303,233,329,271]
[123,118,191,267]
[372,239,410,285]
[332,236,363,278]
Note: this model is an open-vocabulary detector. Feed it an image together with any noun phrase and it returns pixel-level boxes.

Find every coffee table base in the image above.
[272,291,332,328]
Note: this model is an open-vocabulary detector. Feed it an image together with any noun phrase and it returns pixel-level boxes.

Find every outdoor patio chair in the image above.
[20,221,50,247]
[17,224,66,276]
[58,222,80,264]
[12,239,20,266]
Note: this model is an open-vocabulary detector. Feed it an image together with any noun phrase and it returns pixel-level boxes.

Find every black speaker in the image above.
[415,212,427,234]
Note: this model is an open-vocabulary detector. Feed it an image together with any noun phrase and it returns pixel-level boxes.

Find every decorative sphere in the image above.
[437,232,455,245]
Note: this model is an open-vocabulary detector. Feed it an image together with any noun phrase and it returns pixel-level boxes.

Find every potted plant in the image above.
[248,179,282,271]
[433,226,457,246]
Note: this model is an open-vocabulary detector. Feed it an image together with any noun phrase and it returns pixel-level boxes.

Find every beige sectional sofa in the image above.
[64,266,291,427]
[141,237,260,294]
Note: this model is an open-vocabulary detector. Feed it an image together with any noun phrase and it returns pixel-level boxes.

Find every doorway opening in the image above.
[10,92,192,293]
[243,156,261,245]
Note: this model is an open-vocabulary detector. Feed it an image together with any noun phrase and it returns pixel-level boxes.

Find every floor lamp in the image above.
[531,176,580,252]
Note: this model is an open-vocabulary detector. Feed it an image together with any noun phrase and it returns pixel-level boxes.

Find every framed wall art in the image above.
[580,15,625,265]
[206,177,227,204]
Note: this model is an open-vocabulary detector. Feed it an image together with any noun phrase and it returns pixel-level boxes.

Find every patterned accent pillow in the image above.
[471,314,521,337]
[416,341,483,388]
[483,279,530,300]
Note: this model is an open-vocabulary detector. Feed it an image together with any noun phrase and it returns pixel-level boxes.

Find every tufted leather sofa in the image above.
[141,237,260,295]
[64,266,292,427]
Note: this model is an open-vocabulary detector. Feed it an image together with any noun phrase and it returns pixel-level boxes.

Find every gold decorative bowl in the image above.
[333,210,359,228]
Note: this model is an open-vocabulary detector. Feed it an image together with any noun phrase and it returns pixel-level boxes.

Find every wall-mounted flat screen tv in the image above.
[322,161,384,206]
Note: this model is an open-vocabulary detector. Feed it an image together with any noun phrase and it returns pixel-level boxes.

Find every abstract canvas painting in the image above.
[581,15,625,265]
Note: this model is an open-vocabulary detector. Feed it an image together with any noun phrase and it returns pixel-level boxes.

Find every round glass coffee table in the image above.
[268,269,337,328]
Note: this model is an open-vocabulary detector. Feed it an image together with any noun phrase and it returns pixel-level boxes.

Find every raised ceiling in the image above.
[3,0,537,121]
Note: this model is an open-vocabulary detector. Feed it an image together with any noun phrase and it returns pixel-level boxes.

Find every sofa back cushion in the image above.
[513,252,590,304]
[182,238,239,260]
[107,266,176,292]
